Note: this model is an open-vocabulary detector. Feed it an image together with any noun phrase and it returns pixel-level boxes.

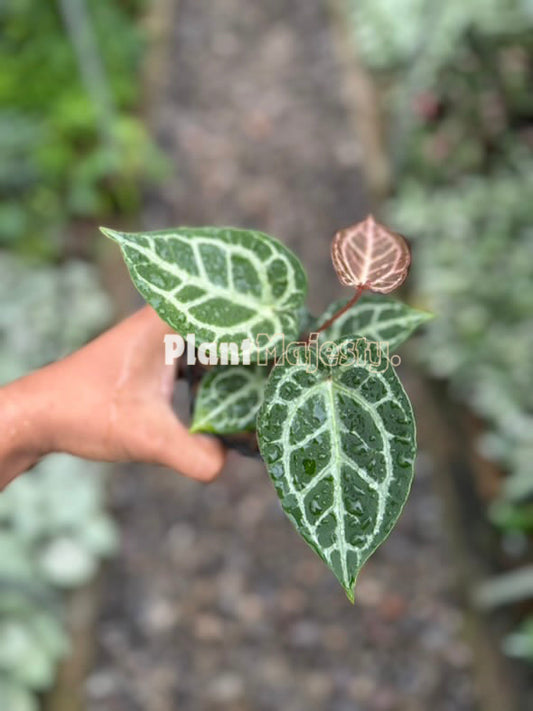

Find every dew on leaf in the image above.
[270,463,284,480]
[257,333,416,600]
[309,498,323,516]
[395,453,412,469]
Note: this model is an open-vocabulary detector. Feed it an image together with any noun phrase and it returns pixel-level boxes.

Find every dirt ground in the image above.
[86,2,477,710]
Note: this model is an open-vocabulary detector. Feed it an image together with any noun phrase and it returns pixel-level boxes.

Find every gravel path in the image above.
[87,2,477,710]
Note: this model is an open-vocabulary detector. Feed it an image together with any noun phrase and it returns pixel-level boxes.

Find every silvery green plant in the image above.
[0,256,116,711]
[347,0,530,75]
[103,217,431,600]
[388,169,533,508]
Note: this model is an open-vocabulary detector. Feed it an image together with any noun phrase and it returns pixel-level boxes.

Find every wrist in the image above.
[0,372,53,488]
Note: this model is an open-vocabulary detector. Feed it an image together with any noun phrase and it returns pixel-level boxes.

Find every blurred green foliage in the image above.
[504,616,533,663]
[389,169,533,498]
[0,2,160,703]
[0,254,116,708]
[0,0,165,259]
[348,0,533,74]
[347,0,533,663]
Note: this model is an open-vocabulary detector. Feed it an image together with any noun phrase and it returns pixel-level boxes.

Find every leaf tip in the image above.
[99,226,121,242]
[345,585,356,604]
[412,308,435,328]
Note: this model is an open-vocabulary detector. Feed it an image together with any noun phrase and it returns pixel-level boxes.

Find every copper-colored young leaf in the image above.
[331,215,411,294]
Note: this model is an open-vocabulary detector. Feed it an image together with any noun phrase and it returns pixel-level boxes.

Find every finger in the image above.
[165,432,226,482]
[150,411,226,482]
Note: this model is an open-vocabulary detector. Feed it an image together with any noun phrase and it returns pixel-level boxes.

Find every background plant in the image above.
[0,0,164,259]
[345,0,533,663]
[0,255,116,711]
[0,2,158,704]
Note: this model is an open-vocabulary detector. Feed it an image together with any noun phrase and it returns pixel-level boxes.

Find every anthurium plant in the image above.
[101,216,431,600]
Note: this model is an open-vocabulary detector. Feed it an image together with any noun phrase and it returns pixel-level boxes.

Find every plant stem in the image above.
[314,284,366,336]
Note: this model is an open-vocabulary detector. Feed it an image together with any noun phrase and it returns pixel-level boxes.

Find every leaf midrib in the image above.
[324,378,350,587]
[334,379,394,552]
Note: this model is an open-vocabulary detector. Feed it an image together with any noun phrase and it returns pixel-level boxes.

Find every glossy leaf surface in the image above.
[101,226,307,358]
[257,338,416,600]
[317,293,432,351]
[191,365,268,434]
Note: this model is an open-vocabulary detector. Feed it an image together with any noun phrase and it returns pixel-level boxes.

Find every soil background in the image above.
[87,2,477,710]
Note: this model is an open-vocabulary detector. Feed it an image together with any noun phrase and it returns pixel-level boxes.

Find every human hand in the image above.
[0,306,226,489]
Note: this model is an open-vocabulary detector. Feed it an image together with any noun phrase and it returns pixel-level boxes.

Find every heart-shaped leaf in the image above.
[191,365,268,434]
[257,337,416,601]
[316,293,432,351]
[331,215,411,293]
[101,226,307,359]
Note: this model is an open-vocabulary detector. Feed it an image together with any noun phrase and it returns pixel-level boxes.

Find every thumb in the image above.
[154,409,226,482]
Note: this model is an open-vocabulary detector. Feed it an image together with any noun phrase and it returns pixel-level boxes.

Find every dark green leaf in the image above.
[191,365,268,434]
[101,226,307,359]
[317,293,432,351]
[257,337,416,601]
